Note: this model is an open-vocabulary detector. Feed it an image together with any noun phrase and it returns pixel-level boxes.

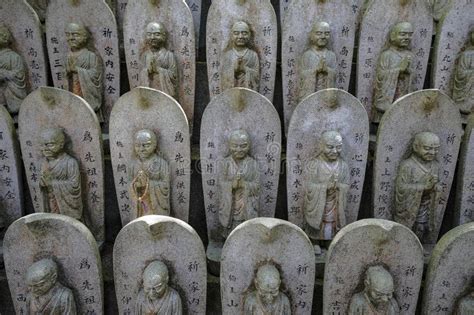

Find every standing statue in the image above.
[303,131,349,246]
[298,21,336,101]
[65,23,104,121]
[129,129,170,218]
[135,261,182,315]
[139,22,178,99]
[0,24,27,115]
[373,22,414,120]
[218,129,260,238]
[221,21,260,92]
[243,263,291,315]
[395,132,441,242]
[39,128,83,222]
[26,258,77,314]
[348,265,399,315]
[457,290,474,315]
[453,27,474,115]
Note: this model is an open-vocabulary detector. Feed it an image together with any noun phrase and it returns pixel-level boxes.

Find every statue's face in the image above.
[367,280,394,310]
[232,22,251,48]
[134,134,157,161]
[256,278,280,304]
[144,275,168,300]
[392,23,413,48]
[27,273,55,297]
[146,23,166,49]
[322,135,343,161]
[311,23,331,48]
[229,135,250,161]
[0,29,10,48]
[41,134,64,158]
[414,136,440,162]
[65,24,88,50]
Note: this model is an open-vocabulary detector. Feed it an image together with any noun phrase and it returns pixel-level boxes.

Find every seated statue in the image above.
[244,263,291,315]
[221,21,260,92]
[0,24,27,115]
[348,265,399,315]
[394,132,440,242]
[129,129,170,218]
[26,258,77,314]
[135,260,182,315]
[453,27,474,114]
[39,128,83,222]
[373,22,414,121]
[457,290,474,315]
[139,22,178,99]
[65,23,104,121]
[218,129,260,238]
[298,21,336,101]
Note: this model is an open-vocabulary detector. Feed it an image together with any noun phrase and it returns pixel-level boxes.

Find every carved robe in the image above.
[26,282,77,315]
[453,47,474,114]
[303,156,349,240]
[40,153,83,221]
[139,48,178,99]
[0,48,27,114]
[348,292,399,315]
[243,291,291,315]
[66,48,104,121]
[221,48,260,92]
[218,155,260,237]
[456,294,474,315]
[134,287,182,315]
[298,47,336,101]
[129,154,170,218]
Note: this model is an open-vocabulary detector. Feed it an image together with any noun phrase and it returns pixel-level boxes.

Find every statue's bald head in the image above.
[229,129,250,144]
[389,22,413,48]
[66,23,89,37]
[26,258,58,297]
[364,265,395,308]
[232,21,250,33]
[146,22,167,36]
[143,261,169,300]
[320,130,343,161]
[413,131,440,162]
[255,263,281,304]
[321,130,342,145]
[41,128,66,146]
[231,21,251,48]
[65,23,89,50]
[134,129,158,160]
[135,129,158,146]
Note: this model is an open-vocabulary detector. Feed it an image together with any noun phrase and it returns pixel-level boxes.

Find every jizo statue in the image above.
[395,132,441,243]
[244,263,291,315]
[453,27,474,115]
[135,261,182,315]
[140,22,178,99]
[26,258,77,314]
[373,22,414,120]
[348,265,399,315]
[298,22,336,102]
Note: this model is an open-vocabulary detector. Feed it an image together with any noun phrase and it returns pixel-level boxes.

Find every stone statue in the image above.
[129,129,170,218]
[298,22,336,101]
[0,24,27,115]
[243,263,291,315]
[456,290,474,315]
[303,131,349,245]
[26,258,77,314]
[139,22,178,99]
[65,23,104,121]
[135,260,182,315]
[373,22,414,120]
[394,132,441,242]
[453,27,474,114]
[39,128,83,222]
[221,21,260,92]
[348,265,399,315]
[218,129,260,238]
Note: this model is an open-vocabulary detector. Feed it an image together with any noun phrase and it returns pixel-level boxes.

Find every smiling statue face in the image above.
[134,130,158,161]
[390,22,413,48]
[413,132,440,162]
[365,267,395,310]
[255,264,281,305]
[229,130,250,161]
[146,22,167,49]
[40,128,65,159]
[321,131,343,162]
[65,23,88,51]
[232,21,251,48]
[311,22,331,48]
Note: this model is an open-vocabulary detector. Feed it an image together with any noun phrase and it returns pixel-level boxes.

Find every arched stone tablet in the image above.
[123,0,195,129]
[422,222,474,314]
[45,0,120,124]
[0,105,23,226]
[356,0,432,120]
[206,0,277,101]
[113,215,206,315]
[324,219,424,315]
[221,218,315,314]
[18,86,105,245]
[27,0,49,22]
[0,0,48,116]
[201,87,281,271]
[287,89,369,237]
[432,1,474,116]
[373,90,462,245]
[4,213,103,314]
[282,0,356,130]
[110,87,190,226]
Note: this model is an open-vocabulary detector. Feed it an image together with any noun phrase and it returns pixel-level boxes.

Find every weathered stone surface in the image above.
[287,89,369,233]
[113,215,206,315]
[373,90,462,244]
[206,0,277,101]
[428,0,452,21]
[356,0,432,118]
[4,213,103,314]
[221,217,315,314]
[422,222,474,314]
[282,0,356,130]
[18,86,105,244]
[45,0,120,124]
[26,0,49,22]
[123,0,195,128]
[324,219,424,314]
[110,87,190,226]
